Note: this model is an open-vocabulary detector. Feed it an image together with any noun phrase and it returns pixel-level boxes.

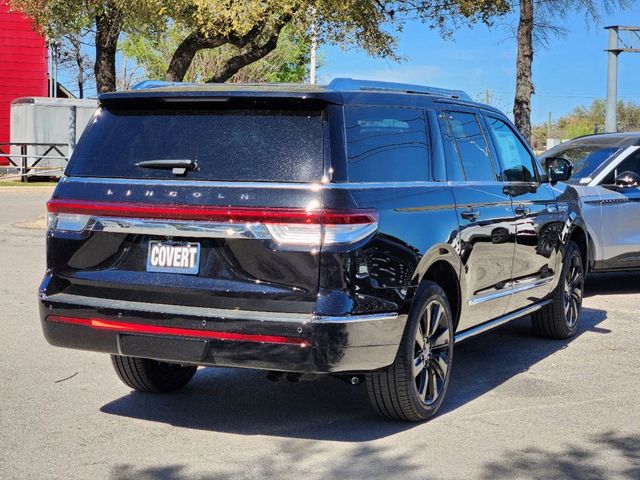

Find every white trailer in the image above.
[6,97,97,178]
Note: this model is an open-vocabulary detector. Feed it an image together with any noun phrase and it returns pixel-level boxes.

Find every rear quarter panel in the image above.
[317,185,461,317]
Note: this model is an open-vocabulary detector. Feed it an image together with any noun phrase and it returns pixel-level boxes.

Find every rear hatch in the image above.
[45,96,330,314]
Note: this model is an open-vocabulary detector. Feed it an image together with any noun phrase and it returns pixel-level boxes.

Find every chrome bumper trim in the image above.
[468,277,553,306]
[88,216,272,240]
[40,293,399,325]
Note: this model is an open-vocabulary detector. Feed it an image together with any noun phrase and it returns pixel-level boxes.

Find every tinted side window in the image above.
[445,111,496,181]
[438,113,465,181]
[345,106,429,182]
[486,116,536,182]
[602,149,640,184]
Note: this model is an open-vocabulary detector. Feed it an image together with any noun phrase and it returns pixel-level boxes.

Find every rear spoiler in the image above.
[98,88,343,107]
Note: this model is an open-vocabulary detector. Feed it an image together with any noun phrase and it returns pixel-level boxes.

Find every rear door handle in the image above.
[515,205,530,216]
[461,209,480,221]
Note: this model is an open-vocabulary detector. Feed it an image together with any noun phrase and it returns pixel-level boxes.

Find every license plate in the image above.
[147,241,200,275]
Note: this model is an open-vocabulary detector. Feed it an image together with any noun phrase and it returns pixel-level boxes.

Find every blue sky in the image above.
[319,7,640,125]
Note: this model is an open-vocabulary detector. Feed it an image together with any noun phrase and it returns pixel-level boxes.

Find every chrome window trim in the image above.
[60,176,445,190]
[589,145,640,186]
[63,175,528,190]
[40,293,399,324]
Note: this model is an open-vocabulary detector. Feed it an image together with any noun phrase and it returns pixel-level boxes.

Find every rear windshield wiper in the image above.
[135,159,197,175]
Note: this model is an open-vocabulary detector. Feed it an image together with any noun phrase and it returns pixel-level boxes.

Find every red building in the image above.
[0,1,48,162]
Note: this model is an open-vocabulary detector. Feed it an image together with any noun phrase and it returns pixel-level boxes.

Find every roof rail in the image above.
[328,77,472,101]
[131,80,196,90]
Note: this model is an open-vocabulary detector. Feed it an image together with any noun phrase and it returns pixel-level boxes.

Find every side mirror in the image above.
[544,157,573,183]
[615,171,640,188]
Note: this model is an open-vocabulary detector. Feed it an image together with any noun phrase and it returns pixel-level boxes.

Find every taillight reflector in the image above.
[47,315,311,347]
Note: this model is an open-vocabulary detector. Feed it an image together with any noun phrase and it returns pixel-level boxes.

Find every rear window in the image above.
[344,106,430,182]
[68,106,324,182]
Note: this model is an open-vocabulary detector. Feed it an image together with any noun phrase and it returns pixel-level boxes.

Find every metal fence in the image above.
[0,142,68,181]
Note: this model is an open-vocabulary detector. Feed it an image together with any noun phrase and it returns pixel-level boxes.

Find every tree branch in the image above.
[165,31,224,82]
[165,12,294,83]
[165,20,271,82]
[205,34,280,83]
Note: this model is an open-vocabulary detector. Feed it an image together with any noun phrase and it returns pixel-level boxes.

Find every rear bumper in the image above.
[39,293,406,373]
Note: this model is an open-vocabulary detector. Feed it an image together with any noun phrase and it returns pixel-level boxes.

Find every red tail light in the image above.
[46,199,378,246]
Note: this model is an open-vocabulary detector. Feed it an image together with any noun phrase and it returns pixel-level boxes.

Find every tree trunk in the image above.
[514,0,534,143]
[206,35,280,83]
[94,2,124,93]
[165,32,225,82]
[165,15,292,83]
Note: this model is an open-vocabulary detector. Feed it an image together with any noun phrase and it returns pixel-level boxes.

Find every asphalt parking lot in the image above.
[1,187,639,480]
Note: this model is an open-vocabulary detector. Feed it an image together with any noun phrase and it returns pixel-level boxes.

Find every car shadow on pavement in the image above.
[585,272,640,297]
[478,430,640,479]
[106,429,640,480]
[100,306,609,442]
[109,438,426,480]
[437,306,609,416]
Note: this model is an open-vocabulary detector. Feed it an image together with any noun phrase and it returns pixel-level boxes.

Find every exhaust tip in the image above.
[285,373,301,383]
[266,371,283,383]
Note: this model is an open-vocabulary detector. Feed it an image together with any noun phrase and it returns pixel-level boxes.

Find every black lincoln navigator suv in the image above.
[40,78,587,421]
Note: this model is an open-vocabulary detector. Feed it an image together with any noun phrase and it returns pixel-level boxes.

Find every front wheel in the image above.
[532,240,584,339]
[366,282,454,421]
[111,355,197,393]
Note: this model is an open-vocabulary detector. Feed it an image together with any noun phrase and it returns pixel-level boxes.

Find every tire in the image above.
[531,240,584,339]
[111,355,197,393]
[366,281,454,421]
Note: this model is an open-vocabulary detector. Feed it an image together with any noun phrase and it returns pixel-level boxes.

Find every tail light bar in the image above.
[46,314,311,347]
[47,199,378,246]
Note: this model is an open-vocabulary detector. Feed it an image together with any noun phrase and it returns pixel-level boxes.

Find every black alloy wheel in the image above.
[532,240,584,339]
[367,281,454,421]
[413,299,451,406]
[563,252,584,330]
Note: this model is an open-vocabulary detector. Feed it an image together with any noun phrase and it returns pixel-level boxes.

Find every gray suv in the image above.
[540,133,640,272]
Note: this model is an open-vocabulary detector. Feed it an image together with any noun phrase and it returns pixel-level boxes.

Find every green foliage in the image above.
[9,0,166,36]
[14,0,512,63]
[12,0,513,89]
[120,28,179,81]
[532,99,640,149]
[121,23,312,83]
[262,30,312,83]
[565,99,640,135]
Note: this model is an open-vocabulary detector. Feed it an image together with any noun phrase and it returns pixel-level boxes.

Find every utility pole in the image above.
[309,8,317,85]
[605,27,619,133]
[605,25,640,133]
[48,41,60,98]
